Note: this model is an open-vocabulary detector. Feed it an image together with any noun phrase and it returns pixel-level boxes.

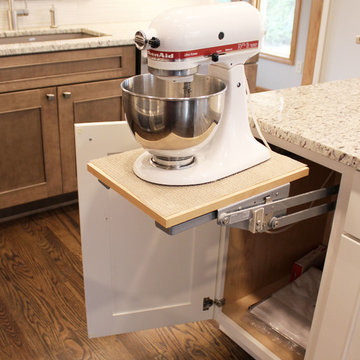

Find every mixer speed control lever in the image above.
[211,53,219,62]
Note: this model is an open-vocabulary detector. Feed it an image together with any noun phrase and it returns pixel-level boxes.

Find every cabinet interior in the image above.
[222,151,340,360]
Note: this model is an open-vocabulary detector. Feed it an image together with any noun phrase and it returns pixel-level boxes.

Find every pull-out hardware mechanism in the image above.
[218,184,339,233]
[156,183,338,235]
[156,184,290,235]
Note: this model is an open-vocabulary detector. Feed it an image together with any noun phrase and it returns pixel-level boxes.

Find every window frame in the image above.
[253,0,302,65]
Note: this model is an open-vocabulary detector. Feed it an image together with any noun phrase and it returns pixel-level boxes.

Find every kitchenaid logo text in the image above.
[147,41,259,61]
[148,50,175,59]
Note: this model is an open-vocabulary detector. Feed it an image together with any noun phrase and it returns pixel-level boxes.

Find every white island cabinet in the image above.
[77,78,360,360]
[249,78,360,360]
[305,171,360,360]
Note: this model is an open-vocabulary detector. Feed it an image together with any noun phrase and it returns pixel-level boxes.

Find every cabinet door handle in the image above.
[62,91,72,99]
[46,93,55,101]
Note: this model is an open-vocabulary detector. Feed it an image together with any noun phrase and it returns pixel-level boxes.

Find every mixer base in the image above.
[133,142,270,186]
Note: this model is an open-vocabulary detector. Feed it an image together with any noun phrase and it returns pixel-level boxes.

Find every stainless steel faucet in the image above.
[7,0,29,30]
[50,4,57,28]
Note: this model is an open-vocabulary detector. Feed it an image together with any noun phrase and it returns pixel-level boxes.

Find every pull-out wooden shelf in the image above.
[87,148,308,228]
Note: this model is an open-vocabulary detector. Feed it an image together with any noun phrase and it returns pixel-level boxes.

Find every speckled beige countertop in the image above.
[250,78,360,171]
[0,22,149,56]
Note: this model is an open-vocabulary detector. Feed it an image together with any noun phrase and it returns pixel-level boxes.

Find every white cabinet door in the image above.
[309,233,360,360]
[75,121,220,338]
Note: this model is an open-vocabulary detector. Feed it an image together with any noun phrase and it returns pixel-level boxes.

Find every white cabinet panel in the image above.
[75,121,139,337]
[75,121,220,338]
[346,303,360,360]
[344,171,360,238]
[309,233,360,360]
[106,191,220,335]
[108,188,196,313]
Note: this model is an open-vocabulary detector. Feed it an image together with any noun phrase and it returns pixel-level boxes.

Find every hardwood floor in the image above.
[0,205,254,360]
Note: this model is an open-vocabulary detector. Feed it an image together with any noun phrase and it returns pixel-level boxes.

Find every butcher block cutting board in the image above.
[87,149,308,228]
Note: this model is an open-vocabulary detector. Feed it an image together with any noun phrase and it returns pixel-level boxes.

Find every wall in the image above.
[256,0,360,89]
[0,0,216,30]
[256,0,311,90]
[318,0,360,82]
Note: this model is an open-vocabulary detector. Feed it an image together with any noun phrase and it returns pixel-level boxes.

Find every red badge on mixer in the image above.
[147,40,259,61]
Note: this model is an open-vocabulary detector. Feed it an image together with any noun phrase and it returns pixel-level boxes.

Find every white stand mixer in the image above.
[122,2,271,185]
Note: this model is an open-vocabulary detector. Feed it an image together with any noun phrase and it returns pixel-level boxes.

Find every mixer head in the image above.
[134,1,264,80]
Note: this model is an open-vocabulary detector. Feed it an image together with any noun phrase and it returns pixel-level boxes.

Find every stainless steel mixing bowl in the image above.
[121,73,226,168]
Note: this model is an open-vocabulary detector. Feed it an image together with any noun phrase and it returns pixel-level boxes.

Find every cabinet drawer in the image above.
[0,46,136,93]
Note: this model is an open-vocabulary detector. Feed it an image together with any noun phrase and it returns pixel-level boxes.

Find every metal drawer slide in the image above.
[218,184,338,233]
[156,184,339,235]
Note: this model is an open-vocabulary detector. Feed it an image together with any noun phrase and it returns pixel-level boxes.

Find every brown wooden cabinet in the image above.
[0,87,62,208]
[0,46,135,210]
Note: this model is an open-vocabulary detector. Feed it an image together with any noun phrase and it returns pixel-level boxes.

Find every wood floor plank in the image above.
[122,320,252,360]
[0,296,38,360]
[35,207,82,258]
[0,205,253,360]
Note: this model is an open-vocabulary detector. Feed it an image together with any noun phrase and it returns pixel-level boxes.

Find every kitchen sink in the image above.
[0,30,105,45]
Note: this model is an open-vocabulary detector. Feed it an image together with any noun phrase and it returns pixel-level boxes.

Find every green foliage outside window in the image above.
[260,0,297,59]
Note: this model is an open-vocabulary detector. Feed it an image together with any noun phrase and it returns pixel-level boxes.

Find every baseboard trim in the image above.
[0,192,78,223]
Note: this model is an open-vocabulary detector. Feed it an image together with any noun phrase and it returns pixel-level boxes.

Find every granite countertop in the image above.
[250,78,360,171]
[0,22,149,56]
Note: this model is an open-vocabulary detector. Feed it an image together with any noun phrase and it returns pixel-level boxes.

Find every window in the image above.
[256,0,301,64]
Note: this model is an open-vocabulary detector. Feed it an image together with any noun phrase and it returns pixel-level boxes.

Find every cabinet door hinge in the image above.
[203,297,225,311]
